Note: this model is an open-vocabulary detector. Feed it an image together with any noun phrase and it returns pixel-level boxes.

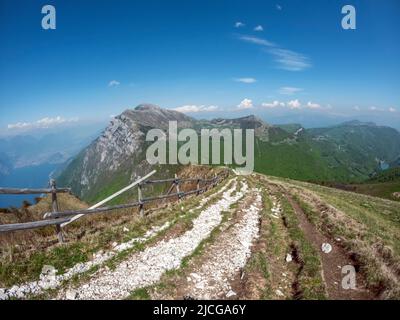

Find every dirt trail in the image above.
[57,179,247,300]
[237,188,295,300]
[284,192,374,300]
[153,189,263,300]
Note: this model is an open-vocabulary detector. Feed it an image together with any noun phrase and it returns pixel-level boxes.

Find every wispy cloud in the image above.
[269,48,311,71]
[238,35,275,47]
[261,99,330,111]
[276,4,282,11]
[108,80,120,87]
[287,99,302,109]
[353,105,396,113]
[235,22,245,28]
[307,101,321,109]
[237,35,311,71]
[234,77,257,84]
[173,105,219,113]
[262,100,285,108]
[369,106,384,111]
[237,98,253,110]
[254,25,264,32]
[7,116,79,130]
[279,86,303,95]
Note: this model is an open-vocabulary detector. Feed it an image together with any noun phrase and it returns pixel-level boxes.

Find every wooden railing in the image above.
[0,169,229,243]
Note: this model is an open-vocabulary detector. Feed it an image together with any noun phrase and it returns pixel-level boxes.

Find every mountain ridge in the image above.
[57,104,400,203]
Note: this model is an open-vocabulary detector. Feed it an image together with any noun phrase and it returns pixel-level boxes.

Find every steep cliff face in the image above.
[57,104,195,202]
[80,115,144,186]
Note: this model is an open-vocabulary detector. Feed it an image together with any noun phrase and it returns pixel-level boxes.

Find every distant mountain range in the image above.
[0,124,104,207]
[57,104,400,204]
[0,125,103,170]
[0,153,12,177]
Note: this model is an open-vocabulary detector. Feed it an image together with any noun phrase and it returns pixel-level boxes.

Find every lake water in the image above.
[0,163,58,208]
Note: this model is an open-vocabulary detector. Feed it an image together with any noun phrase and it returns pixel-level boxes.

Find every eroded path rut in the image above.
[263,179,375,300]
[154,189,263,299]
[285,193,373,299]
[185,192,262,299]
[59,179,247,300]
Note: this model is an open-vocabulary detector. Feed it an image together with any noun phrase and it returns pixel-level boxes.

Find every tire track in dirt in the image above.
[283,191,374,300]
[290,185,400,297]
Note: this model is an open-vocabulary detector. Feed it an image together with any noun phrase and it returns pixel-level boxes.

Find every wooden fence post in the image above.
[196,179,200,195]
[138,178,144,217]
[50,179,64,243]
[175,174,181,202]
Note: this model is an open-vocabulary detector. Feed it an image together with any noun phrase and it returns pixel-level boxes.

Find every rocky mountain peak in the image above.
[134,104,162,111]
[120,104,195,130]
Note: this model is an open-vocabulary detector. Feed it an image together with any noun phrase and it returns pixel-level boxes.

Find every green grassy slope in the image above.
[253,121,400,183]
[264,174,400,298]
[352,168,400,201]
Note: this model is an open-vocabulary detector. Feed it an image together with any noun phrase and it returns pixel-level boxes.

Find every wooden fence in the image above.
[0,169,229,243]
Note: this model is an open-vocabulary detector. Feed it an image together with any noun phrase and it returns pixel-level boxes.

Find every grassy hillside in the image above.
[352,168,400,201]
[315,168,400,201]
[263,174,400,298]
[369,167,400,183]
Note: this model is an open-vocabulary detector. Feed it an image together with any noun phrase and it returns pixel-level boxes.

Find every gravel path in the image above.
[179,190,262,299]
[0,180,234,301]
[0,220,172,300]
[58,179,246,300]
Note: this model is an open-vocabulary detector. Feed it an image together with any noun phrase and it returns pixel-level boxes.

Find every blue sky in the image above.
[0,0,399,133]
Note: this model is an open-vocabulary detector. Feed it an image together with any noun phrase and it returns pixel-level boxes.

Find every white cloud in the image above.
[369,106,384,112]
[254,25,264,32]
[262,100,285,108]
[234,77,257,84]
[237,98,253,110]
[307,101,321,109]
[279,86,303,95]
[276,4,282,10]
[7,122,30,129]
[237,35,311,71]
[235,22,245,28]
[238,35,275,47]
[353,106,361,111]
[287,99,301,109]
[173,105,219,113]
[389,107,397,112]
[270,48,311,71]
[7,116,79,130]
[108,80,120,87]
